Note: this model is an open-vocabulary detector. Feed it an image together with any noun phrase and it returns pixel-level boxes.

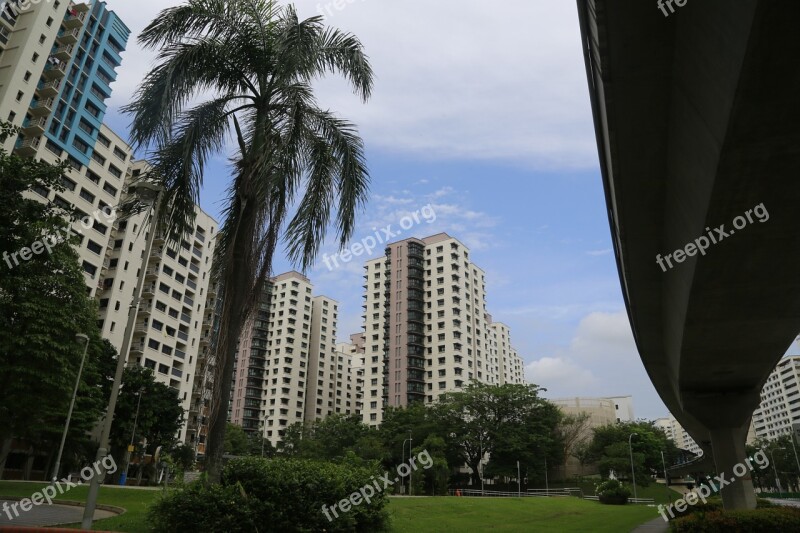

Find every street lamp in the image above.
[661,450,672,504]
[771,447,785,496]
[629,433,638,502]
[402,430,412,495]
[789,428,800,492]
[120,388,144,485]
[52,333,91,482]
[82,181,164,529]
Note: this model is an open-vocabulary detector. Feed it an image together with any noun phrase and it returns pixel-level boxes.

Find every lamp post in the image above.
[789,428,800,492]
[52,333,91,482]
[120,388,144,485]
[771,447,785,496]
[544,457,549,496]
[629,433,638,502]
[479,434,484,496]
[661,450,672,504]
[82,182,164,529]
[402,430,412,495]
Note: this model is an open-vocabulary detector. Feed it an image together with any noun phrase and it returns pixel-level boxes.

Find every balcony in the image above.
[62,10,86,29]
[71,2,91,13]
[0,26,9,47]
[29,98,54,116]
[171,367,183,378]
[177,330,189,342]
[53,44,74,61]
[130,343,145,355]
[142,284,156,297]
[144,267,159,279]
[175,348,186,360]
[36,79,62,97]
[134,322,148,334]
[56,28,80,45]
[43,60,67,80]
[22,117,47,136]
[15,136,41,156]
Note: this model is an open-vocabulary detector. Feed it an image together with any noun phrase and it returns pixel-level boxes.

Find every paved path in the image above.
[0,500,115,527]
[766,497,800,508]
[630,517,669,533]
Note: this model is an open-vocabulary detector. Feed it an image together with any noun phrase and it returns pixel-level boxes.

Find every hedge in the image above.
[670,507,800,532]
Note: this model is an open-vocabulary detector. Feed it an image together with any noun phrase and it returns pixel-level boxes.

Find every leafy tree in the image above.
[281,414,374,461]
[125,0,374,481]
[588,420,678,487]
[108,366,185,472]
[0,121,108,476]
[409,436,450,496]
[557,412,592,475]
[432,383,563,486]
[223,423,251,456]
[380,403,443,469]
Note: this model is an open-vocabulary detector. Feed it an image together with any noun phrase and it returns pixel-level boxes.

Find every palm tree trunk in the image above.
[204,189,260,483]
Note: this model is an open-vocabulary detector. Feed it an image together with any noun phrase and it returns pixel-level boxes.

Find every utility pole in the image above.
[52,334,91,482]
[82,183,163,529]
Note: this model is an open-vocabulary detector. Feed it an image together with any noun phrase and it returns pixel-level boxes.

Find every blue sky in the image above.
[102,0,670,419]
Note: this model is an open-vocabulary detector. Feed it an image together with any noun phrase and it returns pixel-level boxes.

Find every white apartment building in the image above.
[360,233,526,426]
[751,354,800,442]
[655,414,703,455]
[98,161,218,440]
[227,272,359,447]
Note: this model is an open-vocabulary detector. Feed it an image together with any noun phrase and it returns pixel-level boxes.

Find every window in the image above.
[23,71,31,82]
[86,240,102,254]
[45,17,53,27]
[15,91,23,102]
[97,133,111,148]
[102,182,117,196]
[108,164,122,179]
[32,53,39,62]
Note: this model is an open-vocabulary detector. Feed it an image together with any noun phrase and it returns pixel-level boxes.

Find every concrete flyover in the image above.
[576,0,800,509]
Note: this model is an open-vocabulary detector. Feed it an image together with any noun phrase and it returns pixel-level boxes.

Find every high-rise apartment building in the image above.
[227,272,359,447]
[98,162,218,441]
[654,414,703,455]
[751,354,800,442]
[2,2,223,442]
[360,233,526,426]
[2,1,130,297]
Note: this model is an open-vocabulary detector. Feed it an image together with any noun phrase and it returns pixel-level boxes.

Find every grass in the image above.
[388,496,659,532]
[0,481,663,532]
[0,481,160,531]
[545,479,681,505]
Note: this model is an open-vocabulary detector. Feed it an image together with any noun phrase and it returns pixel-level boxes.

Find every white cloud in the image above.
[526,357,597,391]
[105,0,594,169]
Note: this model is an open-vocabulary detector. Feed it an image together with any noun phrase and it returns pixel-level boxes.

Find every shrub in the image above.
[148,482,257,532]
[669,496,773,518]
[148,457,390,532]
[670,507,800,532]
[596,479,631,505]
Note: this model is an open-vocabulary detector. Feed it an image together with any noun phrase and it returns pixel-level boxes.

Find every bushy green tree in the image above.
[0,121,108,475]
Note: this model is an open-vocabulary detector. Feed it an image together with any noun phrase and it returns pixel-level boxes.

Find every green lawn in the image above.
[545,479,681,505]
[388,497,659,532]
[0,481,160,531]
[0,481,662,532]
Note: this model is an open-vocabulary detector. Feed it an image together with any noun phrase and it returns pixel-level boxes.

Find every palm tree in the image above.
[124,0,373,481]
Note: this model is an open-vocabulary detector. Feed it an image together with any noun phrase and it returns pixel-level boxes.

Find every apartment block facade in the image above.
[751,354,800,442]
[360,233,526,426]
[654,414,703,455]
[227,272,361,447]
[98,163,218,441]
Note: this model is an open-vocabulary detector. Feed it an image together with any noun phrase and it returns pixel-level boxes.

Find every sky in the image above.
[101,0,671,420]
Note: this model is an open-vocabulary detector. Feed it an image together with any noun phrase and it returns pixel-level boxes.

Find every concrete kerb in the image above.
[0,496,124,527]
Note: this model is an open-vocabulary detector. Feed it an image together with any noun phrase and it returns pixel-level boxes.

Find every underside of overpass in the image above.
[577,0,800,509]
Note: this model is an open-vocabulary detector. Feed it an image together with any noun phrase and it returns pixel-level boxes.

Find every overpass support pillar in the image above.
[709,426,756,510]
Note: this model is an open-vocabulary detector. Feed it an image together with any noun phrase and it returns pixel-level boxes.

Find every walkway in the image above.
[0,500,115,528]
[630,517,669,533]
